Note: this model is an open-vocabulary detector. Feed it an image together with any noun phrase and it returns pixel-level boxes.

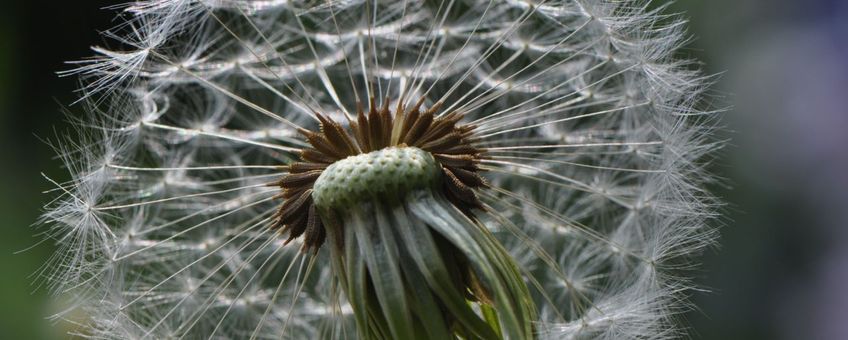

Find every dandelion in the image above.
[38,0,719,339]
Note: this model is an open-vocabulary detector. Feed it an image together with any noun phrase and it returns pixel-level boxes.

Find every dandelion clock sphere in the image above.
[39,0,720,339]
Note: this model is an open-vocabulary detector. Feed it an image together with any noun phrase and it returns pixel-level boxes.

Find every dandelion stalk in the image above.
[310,147,534,339]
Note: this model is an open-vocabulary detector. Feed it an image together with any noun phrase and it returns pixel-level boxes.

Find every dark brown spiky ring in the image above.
[270,98,488,253]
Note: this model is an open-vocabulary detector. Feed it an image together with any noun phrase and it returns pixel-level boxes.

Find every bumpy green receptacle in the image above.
[312,147,440,209]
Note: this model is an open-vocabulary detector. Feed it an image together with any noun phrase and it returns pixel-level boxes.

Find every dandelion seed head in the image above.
[39,0,721,338]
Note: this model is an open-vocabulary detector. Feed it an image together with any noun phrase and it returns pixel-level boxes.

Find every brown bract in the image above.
[270,98,488,253]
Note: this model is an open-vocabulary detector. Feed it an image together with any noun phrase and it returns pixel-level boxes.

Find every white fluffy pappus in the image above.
[38,0,722,339]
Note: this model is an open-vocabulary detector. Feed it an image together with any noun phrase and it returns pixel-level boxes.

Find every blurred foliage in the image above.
[0,2,114,339]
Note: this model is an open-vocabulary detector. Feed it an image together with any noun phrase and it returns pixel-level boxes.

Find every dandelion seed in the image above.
[39,0,720,339]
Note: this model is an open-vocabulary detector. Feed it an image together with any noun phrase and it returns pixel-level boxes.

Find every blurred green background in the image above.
[1,1,845,339]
